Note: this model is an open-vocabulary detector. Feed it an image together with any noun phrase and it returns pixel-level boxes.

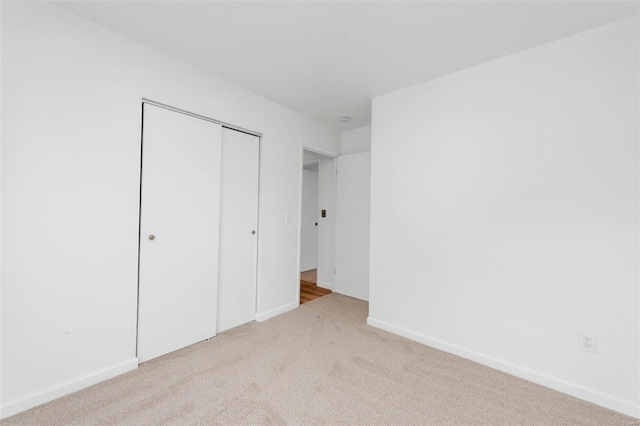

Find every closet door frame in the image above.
[136,99,262,361]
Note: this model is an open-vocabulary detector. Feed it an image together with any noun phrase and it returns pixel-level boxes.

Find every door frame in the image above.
[296,143,338,305]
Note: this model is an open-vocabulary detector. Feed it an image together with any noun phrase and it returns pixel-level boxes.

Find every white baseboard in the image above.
[366,317,639,419]
[0,357,138,420]
[256,301,298,322]
[317,280,332,290]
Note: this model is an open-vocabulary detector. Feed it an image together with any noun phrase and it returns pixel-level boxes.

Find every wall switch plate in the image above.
[285,212,292,224]
[579,331,597,353]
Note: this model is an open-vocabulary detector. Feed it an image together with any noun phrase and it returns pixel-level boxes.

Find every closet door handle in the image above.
[251,230,256,235]
[148,235,155,240]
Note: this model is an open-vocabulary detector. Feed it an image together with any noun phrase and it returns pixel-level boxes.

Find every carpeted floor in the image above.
[2,294,636,425]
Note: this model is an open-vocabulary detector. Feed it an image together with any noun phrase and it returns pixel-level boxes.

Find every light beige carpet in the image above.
[2,294,636,425]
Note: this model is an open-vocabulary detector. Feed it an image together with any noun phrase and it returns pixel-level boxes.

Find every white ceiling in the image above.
[55,1,639,131]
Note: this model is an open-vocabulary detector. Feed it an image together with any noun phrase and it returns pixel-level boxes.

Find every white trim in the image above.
[330,157,337,294]
[366,317,640,419]
[296,145,305,306]
[255,301,298,322]
[302,144,339,159]
[0,357,139,420]
[142,99,262,137]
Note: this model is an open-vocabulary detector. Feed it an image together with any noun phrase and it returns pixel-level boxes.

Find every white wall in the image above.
[341,125,371,155]
[303,150,322,162]
[300,169,319,272]
[316,156,335,289]
[0,1,339,418]
[369,16,639,417]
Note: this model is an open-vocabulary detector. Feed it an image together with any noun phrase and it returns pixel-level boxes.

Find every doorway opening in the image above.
[299,148,335,304]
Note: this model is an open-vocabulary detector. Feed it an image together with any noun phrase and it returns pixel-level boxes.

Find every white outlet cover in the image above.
[579,331,598,353]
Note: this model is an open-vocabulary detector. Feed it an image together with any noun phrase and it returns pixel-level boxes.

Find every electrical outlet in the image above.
[579,331,597,353]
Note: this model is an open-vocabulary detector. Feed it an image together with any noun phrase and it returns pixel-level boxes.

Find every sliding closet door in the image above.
[137,103,222,362]
[217,128,259,333]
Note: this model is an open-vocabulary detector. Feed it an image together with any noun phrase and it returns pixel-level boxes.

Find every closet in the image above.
[137,103,259,362]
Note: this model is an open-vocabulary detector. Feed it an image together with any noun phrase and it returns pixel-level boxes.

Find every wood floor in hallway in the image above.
[300,269,331,304]
[300,269,317,284]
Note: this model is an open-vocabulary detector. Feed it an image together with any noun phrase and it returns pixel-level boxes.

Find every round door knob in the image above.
[148,235,155,240]
[251,230,256,235]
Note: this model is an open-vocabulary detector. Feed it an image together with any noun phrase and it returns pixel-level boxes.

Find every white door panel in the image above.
[335,152,371,301]
[137,104,222,362]
[217,128,259,333]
